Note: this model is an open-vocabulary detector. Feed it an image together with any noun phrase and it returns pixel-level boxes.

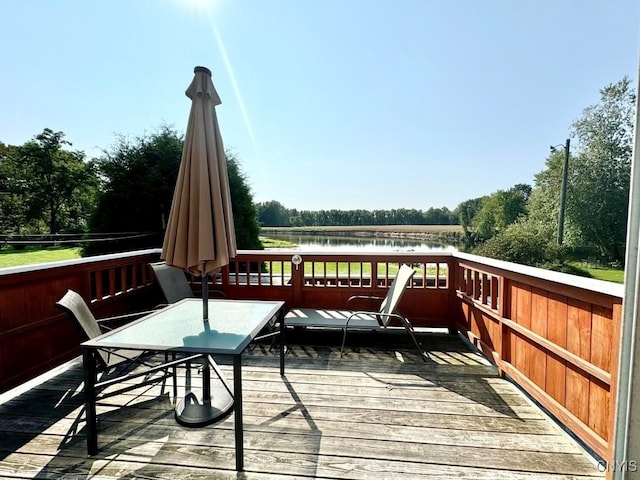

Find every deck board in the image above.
[0,331,603,479]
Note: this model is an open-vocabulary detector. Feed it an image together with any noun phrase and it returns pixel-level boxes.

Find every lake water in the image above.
[263,232,457,253]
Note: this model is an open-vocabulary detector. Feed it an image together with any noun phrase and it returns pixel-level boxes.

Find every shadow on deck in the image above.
[0,330,603,479]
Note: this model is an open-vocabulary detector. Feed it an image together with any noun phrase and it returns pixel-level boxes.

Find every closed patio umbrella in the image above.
[161,66,237,427]
[161,66,237,320]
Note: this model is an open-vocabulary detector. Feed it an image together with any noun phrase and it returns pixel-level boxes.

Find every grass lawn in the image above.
[0,246,82,268]
[259,236,296,248]
[0,238,288,269]
[568,262,625,283]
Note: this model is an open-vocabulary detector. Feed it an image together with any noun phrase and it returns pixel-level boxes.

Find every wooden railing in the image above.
[453,252,624,462]
[0,248,625,463]
[0,249,161,393]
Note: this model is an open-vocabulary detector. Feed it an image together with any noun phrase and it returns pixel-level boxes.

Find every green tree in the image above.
[257,200,292,226]
[471,185,530,241]
[528,150,577,244]
[568,77,634,262]
[4,129,98,234]
[475,78,633,268]
[473,219,562,267]
[527,77,634,263]
[0,142,26,234]
[226,152,262,249]
[88,126,261,254]
[89,126,183,242]
[456,197,482,237]
[424,207,455,225]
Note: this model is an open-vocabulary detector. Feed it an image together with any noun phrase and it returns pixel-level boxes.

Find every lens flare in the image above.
[172,0,218,13]
[171,0,263,175]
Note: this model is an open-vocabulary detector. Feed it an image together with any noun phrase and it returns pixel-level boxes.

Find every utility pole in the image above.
[557,138,570,245]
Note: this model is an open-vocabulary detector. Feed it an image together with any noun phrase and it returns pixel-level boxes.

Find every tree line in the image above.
[256,202,457,227]
[0,76,633,270]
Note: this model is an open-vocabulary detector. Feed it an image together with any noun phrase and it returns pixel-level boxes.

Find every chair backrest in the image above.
[378,264,415,326]
[149,262,195,304]
[55,289,110,366]
[56,289,102,339]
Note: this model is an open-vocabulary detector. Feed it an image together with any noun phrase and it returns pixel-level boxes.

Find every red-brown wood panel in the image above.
[590,305,613,372]
[0,251,162,393]
[546,352,567,405]
[508,284,520,373]
[546,293,568,405]
[0,285,28,330]
[567,299,592,361]
[588,376,610,441]
[513,282,532,379]
[487,311,499,350]
[529,287,548,390]
[461,301,470,329]
[471,309,497,351]
[500,278,511,365]
[565,363,590,425]
[530,287,548,337]
[515,282,532,330]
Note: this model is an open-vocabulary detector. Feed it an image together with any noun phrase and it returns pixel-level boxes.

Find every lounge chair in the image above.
[284,264,427,360]
[149,261,226,304]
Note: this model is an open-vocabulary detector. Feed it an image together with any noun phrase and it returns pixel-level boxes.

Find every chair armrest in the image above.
[95,310,156,324]
[346,295,385,309]
[193,289,227,299]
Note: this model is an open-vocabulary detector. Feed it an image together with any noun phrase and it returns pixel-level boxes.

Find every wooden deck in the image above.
[0,330,603,479]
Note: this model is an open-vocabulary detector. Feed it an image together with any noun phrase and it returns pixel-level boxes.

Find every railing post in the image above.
[292,258,304,307]
[608,301,623,473]
[448,257,461,334]
[371,260,378,288]
[498,275,508,376]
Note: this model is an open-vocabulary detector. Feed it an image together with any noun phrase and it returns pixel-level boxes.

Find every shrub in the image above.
[472,221,562,267]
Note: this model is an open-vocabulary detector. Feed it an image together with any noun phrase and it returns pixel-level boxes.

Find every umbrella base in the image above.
[175,386,234,427]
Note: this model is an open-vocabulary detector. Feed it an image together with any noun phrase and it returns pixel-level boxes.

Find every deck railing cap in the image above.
[0,248,161,276]
[453,251,625,298]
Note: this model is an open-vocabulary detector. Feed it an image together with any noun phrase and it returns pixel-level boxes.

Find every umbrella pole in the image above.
[202,274,209,320]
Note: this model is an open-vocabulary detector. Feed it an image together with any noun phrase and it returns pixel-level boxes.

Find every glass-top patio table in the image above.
[82,298,285,471]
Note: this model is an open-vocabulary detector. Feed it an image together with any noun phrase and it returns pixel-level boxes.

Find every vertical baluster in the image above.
[95,270,103,301]
[121,266,127,294]
[482,273,489,305]
[491,276,499,310]
[131,262,138,290]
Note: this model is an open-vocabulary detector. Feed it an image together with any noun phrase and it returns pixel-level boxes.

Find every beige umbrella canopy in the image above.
[161,66,237,319]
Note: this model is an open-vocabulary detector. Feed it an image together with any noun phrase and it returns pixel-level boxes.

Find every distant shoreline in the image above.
[260,225,463,243]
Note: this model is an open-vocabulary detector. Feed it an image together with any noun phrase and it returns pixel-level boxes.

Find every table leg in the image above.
[279,308,285,376]
[233,355,243,471]
[172,352,177,402]
[202,356,211,401]
[83,347,98,455]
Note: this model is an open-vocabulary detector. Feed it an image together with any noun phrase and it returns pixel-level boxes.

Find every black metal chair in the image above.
[56,289,156,370]
[149,261,226,304]
[148,262,278,350]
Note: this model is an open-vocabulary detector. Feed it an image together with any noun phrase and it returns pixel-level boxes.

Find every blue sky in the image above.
[1,0,639,211]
